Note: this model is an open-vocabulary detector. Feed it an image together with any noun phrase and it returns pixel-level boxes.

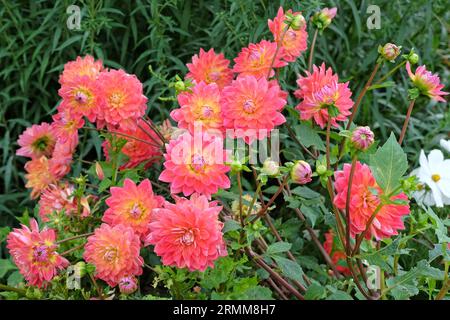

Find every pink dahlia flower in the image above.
[221,75,286,143]
[233,40,287,78]
[25,156,57,199]
[323,230,351,276]
[6,219,69,287]
[186,48,233,89]
[294,63,354,128]
[95,69,147,131]
[334,161,410,240]
[145,194,227,271]
[159,131,230,199]
[102,119,162,169]
[38,182,78,222]
[84,224,143,287]
[268,7,308,62]
[16,122,57,159]
[58,55,103,86]
[49,133,78,178]
[103,178,164,239]
[406,62,448,102]
[58,75,98,123]
[351,126,375,151]
[171,81,223,133]
[52,109,84,143]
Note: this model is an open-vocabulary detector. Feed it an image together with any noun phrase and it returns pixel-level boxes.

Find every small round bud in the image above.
[230,159,243,173]
[290,14,306,31]
[119,276,138,295]
[316,164,327,175]
[351,126,375,151]
[174,80,186,92]
[291,160,312,185]
[312,7,337,30]
[262,158,280,176]
[379,43,401,62]
[408,53,419,65]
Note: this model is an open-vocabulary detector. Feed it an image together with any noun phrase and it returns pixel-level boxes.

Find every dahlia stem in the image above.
[283,183,343,279]
[236,171,244,227]
[246,248,305,300]
[285,122,318,159]
[308,29,319,73]
[0,283,26,295]
[142,116,167,144]
[137,123,164,148]
[351,204,383,256]
[61,243,85,256]
[89,272,104,300]
[325,117,347,247]
[346,256,374,300]
[345,157,358,255]
[266,25,289,80]
[398,99,416,145]
[81,126,160,148]
[346,62,381,130]
[57,232,94,244]
[266,277,289,300]
[436,279,450,300]
[246,183,262,217]
[373,60,406,86]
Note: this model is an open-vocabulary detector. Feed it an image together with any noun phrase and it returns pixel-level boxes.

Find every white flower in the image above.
[440,139,450,153]
[412,150,450,207]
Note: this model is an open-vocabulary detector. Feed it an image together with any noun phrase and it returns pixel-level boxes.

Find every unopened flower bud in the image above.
[408,53,419,65]
[379,43,401,62]
[312,7,337,30]
[351,126,375,151]
[119,276,138,295]
[174,80,186,92]
[289,14,306,31]
[262,158,280,176]
[316,164,327,175]
[291,160,312,184]
[230,159,243,173]
[95,162,104,180]
[231,194,261,217]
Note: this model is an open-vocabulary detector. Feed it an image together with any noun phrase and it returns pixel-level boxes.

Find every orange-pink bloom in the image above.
[221,75,286,143]
[52,109,84,143]
[268,7,308,62]
[295,63,353,128]
[58,55,103,86]
[406,62,448,102]
[186,48,233,89]
[84,224,143,287]
[6,219,69,287]
[38,182,90,222]
[171,81,223,133]
[49,133,78,178]
[103,179,164,239]
[16,123,57,159]
[95,69,147,131]
[233,40,287,78]
[102,119,162,169]
[25,156,57,199]
[145,194,227,271]
[334,161,410,240]
[159,131,230,199]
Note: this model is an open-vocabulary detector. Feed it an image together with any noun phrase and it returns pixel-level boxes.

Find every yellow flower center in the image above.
[129,202,145,219]
[109,92,125,109]
[431,174,441,182]
[180,229,195,246]
[103,247,118,263]
[243,100,257,113]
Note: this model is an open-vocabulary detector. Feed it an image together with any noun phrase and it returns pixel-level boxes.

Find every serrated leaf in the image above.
[369,132,408,194]
[272,256,304,284]
[265,242,292,256]
[295,123,326,151]
[304,283,327,300]
[222,219,241,233]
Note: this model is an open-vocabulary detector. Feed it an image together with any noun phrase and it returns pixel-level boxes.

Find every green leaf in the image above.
[222,219,241,233]
[272,256,304,284]
[304,283,327,300]
[295,123,326,151]
[0,259,16,278]
[300,205,320,228]
[326,290,353,300]
[244,286,274,300]
[265,242,292,256]
[290,186,321,199]
[369,133,408,195]
[7,271,24,286]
